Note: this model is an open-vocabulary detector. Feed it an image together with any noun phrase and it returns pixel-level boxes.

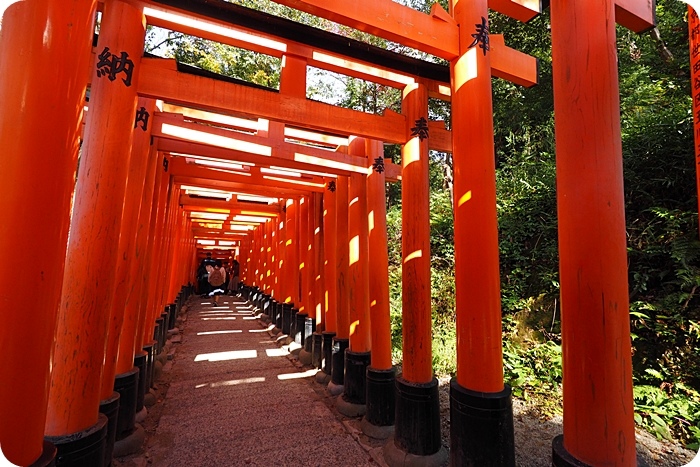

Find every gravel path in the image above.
[116,295,699,467]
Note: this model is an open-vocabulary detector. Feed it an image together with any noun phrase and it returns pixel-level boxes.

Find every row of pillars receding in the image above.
[0,1,199,466]
[1,0,640,466]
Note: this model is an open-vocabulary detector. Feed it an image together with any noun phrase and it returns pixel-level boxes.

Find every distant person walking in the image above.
[197,252,216,296]
[208,260,226,306]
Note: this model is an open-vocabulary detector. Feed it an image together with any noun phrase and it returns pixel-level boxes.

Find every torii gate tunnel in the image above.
[0,0,665,466]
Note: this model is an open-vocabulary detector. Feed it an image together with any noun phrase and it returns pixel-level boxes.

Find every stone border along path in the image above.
[125,295,381,467]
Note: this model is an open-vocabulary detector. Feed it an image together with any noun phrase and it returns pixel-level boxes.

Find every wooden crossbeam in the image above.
[154,113,369,176]
[180,196,282,213]
[490,34,538,88]
[615,0,656,33]
[173,176,310,198]
[170,158,326,193]
[139,58,407,144]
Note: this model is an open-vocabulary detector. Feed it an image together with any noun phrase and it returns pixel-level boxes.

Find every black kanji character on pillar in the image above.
[327,181,336,192]
[410,117,429,141]
[163,157,169,172]
[134,106,150,131]
[468,16,490,55]
[372,157,385,174]
[96,46,135,87]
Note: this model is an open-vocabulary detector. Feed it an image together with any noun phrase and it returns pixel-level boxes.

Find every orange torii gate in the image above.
[0,1,658,467]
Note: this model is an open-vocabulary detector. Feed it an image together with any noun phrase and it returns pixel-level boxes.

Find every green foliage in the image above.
[634,383,700,449]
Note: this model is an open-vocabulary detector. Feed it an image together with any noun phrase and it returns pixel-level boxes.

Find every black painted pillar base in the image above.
[282,304,293,335]
[114,367,139,440]
[304,317,316,352]
[321,331,336,374]
[294,312,308,346]
[552,435,592,467]
[142,342,155,390]
[311,332,323,368]
[159,312,168,348]
[28,440,57,467]
[98,392,120,467]
[133,351,147,413]
[45,413,108,467]
[450,379,515,466]
[365,366,396,431]
[343,350,371,404]
[153,321,162,355]
[168,303,177,330]
[330,337,349,386]
[275,302,284,330]
[393,376,442,456]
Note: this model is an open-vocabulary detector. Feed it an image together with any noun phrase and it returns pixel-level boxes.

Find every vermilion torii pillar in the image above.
[362,139,395,439]
[295,196,310,345]
[45,1,145,463]
[285,199,300,306]
[550,1,638,465]
[329,176,351,394]
[449,1,515,465]
[0,2,97,465]
[321,183,338,379]
[100,97,156,453]
[385,82,447,465]
[337,138,372,417]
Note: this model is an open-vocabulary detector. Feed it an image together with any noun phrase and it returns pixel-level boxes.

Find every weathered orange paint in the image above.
[141,163,170,348]
[366,139,392,370]
[400,84,433,384]
[102,97,156,398]
[136,146,165,349]
[280,54,307,98]
[120,142,157,368]
[286,199,300,305]
[690,6,700,238]
[45,0,145,436]
[0,1,97,463]
[312,192,325,327]
[323,186,338,333]
[347,139,372,353]
[276,204,287,300]
[335,176,351,340]
[450,0,504,393]
[299,196,310,314]
[551,1,636,464]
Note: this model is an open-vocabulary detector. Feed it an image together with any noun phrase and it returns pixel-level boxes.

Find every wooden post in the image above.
[363,138,395,434]
[121,139,159,368]
[0,1,97,464]
[323,186,338,333]
[285,199,300,305]
[277,203,287,302]
[365,139,392,371]
[313,192,324,329]
[299,196,310,317]
[386,82,446,464]
[339,137,372,411]
[136,147,166,350]
[400,83,432,384]
[550,1,636,465]
[448,1,515,464]
[330,176,351,389]
[45,0,145,445]
[101,97,156,400]
[689,6,700,237]
[322,184,338,376]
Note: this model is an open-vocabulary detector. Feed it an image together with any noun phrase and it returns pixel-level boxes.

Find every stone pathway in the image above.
[144,295,377,466]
